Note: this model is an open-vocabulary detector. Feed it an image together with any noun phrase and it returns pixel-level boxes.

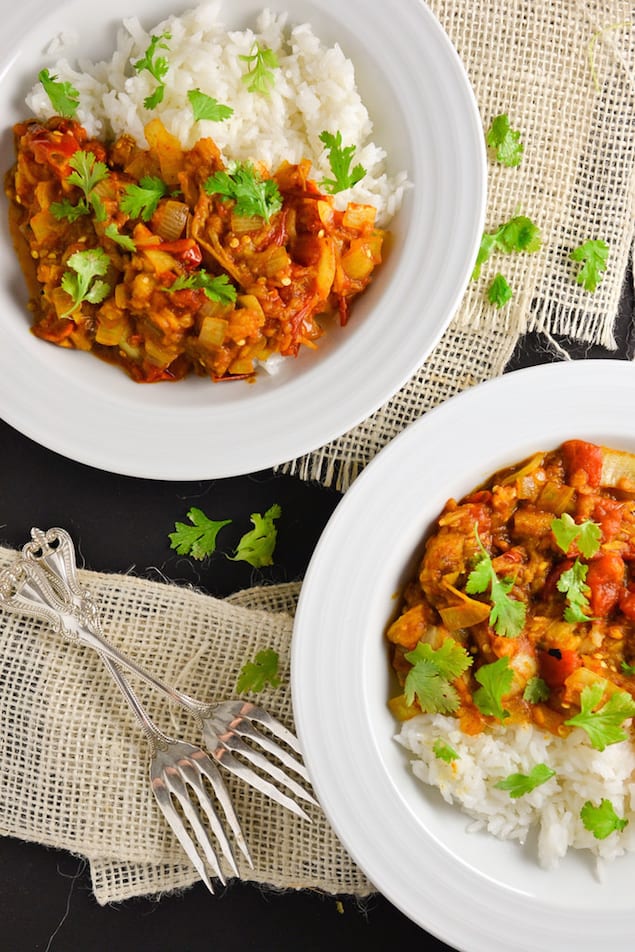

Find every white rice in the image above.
[396,713,635,873]
[26,2,409,227]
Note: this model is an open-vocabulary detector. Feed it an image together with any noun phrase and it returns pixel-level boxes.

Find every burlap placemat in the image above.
[1,0,634,908]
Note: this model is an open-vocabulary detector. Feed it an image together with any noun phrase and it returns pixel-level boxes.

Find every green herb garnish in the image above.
[168,507,232,560]
[239,41,279,94]
[487,273,513,308]
[38,68,79,118]
[432,739,460,763]
[570,239,609,292]
[580,799,629,839]
[485,114,524,167]
[551,513,602,558]
[187,88,234,122]
[403,639,473,715]
[565,680,635,750]
[494,763,555,798]
[51,150,109,222]
[472,215,542,280]
[204,163,282,221]
[134,32,171,109]
[237,649,281,693]
[319,130,366,194]
[60,248,111,318]
[230,504,281,568]
[473,656,514,721]
[167,271,237,304]
[120,176,169,221]
[104,223,136,252]
[523,676,550,703]
[465,527,526,638]
[556,560,594,623]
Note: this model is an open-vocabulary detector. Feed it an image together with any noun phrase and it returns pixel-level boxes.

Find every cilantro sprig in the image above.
[134,32,171,109]
[565,680,635,750]
[570,239,609,292]
[465,527,526,638]
[319,130,366,194]
[239,41,279,94]
[204,163,282,221]
[485,114,524,167]
[60,248,111,318]
[472,214,542,280]
[187,89,233,122]
[230,504,281,568]
[403,639,473,715]
[487,273,513,308]
[580,799,629,839]
[473,656,514,721]
[494,763,555,798]
[432,738,459,763]
[551,514,601,622]
[51,150,109,223]
[168,507,232,560]
[166,271,237,304]
[120,176,169,221]
[237,649,280,693]
[38,68,79,118]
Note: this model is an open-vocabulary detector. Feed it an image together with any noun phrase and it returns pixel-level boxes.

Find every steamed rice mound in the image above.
[26,2,408,227]
[397,713,635,872]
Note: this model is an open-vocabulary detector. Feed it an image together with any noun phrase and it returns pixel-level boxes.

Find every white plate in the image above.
[0,0,485,479]
[292,359,635,952]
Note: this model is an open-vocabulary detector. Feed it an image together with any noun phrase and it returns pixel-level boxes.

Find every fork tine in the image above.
[216,701,304,754]
[175,755,241,880]
[190,749,253,869]
[222,717,312,784]
[151,771,219,894]
[216,729,318,807]
[209,740,314,820]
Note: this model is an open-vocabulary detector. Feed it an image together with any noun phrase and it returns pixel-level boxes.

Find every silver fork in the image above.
[0,526,317,889]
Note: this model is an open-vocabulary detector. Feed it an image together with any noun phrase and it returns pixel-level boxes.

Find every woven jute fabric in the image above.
[1,0,634,907]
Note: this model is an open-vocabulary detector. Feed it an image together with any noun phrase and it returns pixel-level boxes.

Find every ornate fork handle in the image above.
[0,527,210,722]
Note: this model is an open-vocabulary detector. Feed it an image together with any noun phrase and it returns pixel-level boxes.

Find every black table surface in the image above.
[0,268,632,952]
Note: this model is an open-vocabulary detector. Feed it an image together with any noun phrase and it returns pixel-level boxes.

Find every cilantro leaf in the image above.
[485,114,524,167]
[494,763,555,798]
[168,507,232,560]
[239,41,279,94]
[565,680,635,750]
[236,648,280,693]
[134,32,171,109]
[556,559,593,623]
[104,223,136,252]
[487,273,513,308]
[187,89,233,122]
[204,163,282,221]
[473,656,514,721]
[432,739,459,762]
[403,639,473,714]
[621,661,635,676]
[38,68,79,118]
[570,239,609,292]
[230,504,281,567]
[60,247,111,318]
[580,799,628,839]
[523,676,550,703]
[465,528,526,637]
[319,130,366,194]
[50,198,91,222]
[67,150,109,197]
[166,271,237,304]
[472,215,542,280]
[120,176,169,221]
[551,513,601,558]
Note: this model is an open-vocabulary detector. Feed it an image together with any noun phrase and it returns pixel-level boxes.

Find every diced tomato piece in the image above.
[538,647,581,689]
[586,552,625,616]
[561,440,603,487]
[157,239,203,269]
[590,497,623,542]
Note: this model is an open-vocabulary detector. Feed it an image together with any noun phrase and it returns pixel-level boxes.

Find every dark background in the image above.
[0,267,632,952]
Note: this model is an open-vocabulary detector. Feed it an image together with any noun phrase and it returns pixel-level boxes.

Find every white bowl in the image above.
[0,0,485,478]
[292,360,635,951]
